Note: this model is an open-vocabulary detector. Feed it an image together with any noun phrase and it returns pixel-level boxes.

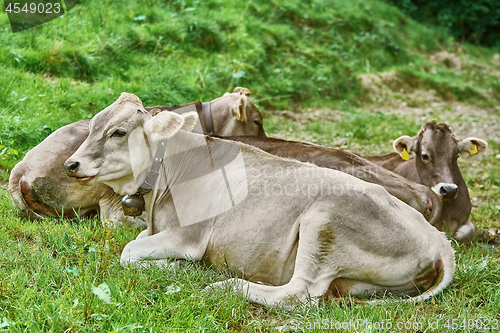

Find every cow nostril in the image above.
[67,161,80,174]
[439,187,448,196]
[440,184,459,199]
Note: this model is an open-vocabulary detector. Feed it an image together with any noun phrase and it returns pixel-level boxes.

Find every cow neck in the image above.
[121,138,168,217]
[200,101,214,134]
[161,131,213,186]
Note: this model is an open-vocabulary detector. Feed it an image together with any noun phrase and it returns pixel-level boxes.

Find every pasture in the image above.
[1,0,499,331]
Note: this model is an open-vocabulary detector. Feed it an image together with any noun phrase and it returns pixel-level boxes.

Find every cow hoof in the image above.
[205,278,240,293]
[129,259,186,270]
[203,283,221,293]
[159,259,186,270]
[175,260,187,268]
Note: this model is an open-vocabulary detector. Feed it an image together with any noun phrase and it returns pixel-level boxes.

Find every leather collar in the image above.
[201,101,214,134]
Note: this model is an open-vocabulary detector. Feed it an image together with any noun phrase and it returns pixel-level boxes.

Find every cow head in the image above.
[393,120,488,242]
[393,120,487,200]
[64,93,198,196]
[211,87,266,137]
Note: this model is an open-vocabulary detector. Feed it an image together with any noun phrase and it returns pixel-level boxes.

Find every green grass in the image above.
[264,108,421,148]
[1,0,500,331]
[1,186,500,332]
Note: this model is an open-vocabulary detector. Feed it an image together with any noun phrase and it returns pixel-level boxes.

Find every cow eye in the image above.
[111,129,126,138]
[421,153,430,161]
[253,120,262,126]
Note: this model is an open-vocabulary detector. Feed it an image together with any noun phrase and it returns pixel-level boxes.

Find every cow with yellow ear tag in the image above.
[363,119,488,243]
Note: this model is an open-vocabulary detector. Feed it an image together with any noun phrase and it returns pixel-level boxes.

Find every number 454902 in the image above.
[444,318,499,330]
[5,2,61,14]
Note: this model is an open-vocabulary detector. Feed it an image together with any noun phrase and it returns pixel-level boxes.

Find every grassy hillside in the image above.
[1,0,500,331]
[1,0,499,170]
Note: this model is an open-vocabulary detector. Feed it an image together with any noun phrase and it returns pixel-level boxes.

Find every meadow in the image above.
[0,0,499,331]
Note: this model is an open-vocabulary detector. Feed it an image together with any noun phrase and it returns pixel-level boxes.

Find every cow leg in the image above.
[218,258,444,308]
[211,247,333,307]
[211,277,321,308]
[120,229,207,269]
[210,202,337,308]
[454,219,475,243]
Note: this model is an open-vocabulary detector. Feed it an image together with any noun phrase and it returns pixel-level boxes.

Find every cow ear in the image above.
[180,111,199,132]
[148,108,162,117]
[144,111,185,140]
[232,87,251,96]
[458,137,488,158]
[231,94,248,122]
[393,135,416,160]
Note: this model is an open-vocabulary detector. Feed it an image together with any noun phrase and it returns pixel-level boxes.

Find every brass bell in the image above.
[121,194,145,217]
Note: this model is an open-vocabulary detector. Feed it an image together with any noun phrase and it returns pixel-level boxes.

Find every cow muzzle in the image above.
[64,159,96,183]
[431,182,459,200]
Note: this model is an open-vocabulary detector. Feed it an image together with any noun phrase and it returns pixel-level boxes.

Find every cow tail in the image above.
[8,164,45,220]
[8,164,28,211]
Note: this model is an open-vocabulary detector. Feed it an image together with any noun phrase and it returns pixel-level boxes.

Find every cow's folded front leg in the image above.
[120,231,206,268]
[208,277,322,308]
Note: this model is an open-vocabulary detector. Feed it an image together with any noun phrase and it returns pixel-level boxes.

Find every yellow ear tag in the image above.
[471,144,478,155]
[402,148,410,161]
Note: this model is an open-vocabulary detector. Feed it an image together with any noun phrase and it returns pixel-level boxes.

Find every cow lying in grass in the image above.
[9,87,264,226]
[63,93,455,307]
[363,120,488,243]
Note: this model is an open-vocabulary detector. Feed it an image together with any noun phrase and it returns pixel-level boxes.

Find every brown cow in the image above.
[363,120,488,242]
[222,136,442,225]
[8,88,265,226]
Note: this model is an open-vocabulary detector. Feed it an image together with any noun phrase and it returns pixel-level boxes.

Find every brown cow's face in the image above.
[211,87,265,137]
[415,125,460,199]
[393,120,488,242]
[394,120,487,201]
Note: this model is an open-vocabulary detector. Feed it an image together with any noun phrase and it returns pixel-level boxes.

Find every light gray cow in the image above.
[64,93,455,307]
